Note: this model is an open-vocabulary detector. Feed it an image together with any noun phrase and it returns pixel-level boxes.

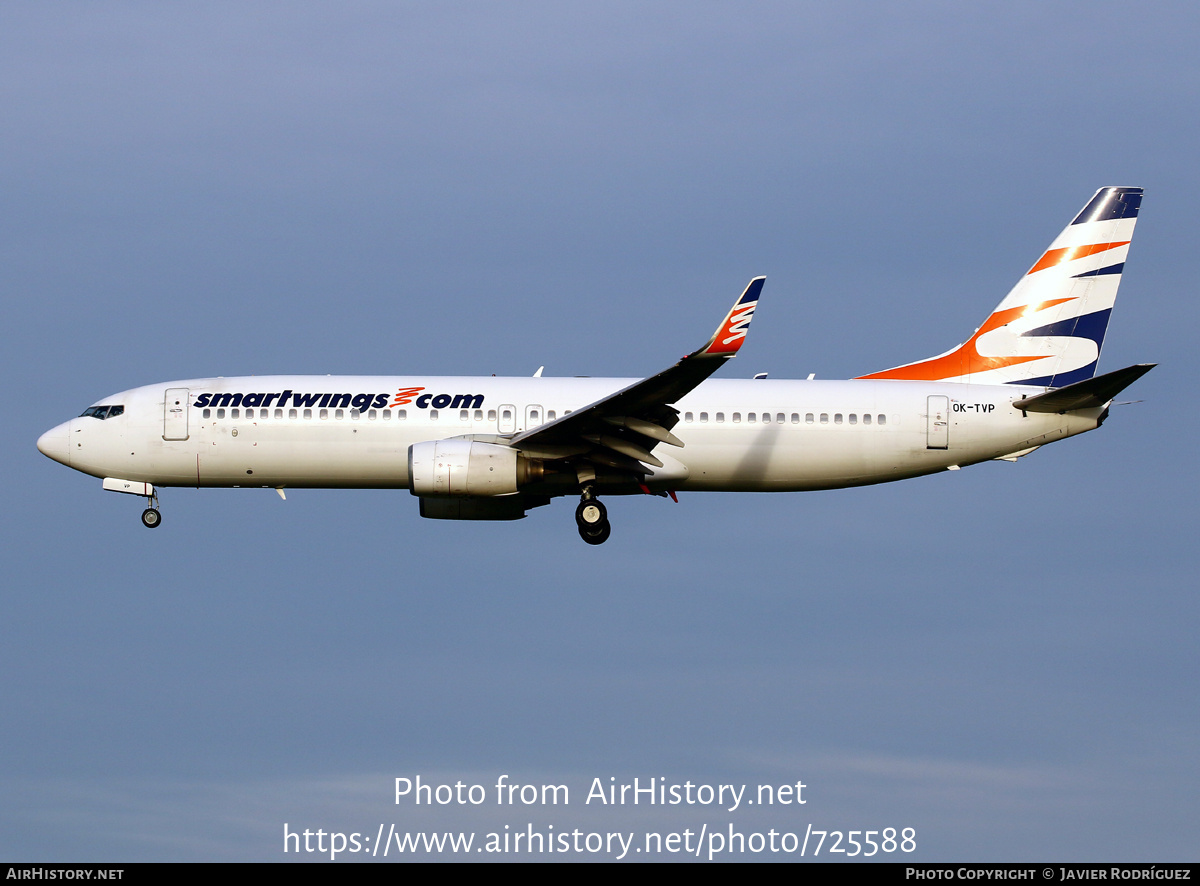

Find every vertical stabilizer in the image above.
[859,187,1142,386]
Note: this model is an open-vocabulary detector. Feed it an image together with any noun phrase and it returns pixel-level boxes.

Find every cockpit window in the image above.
[80,405,124,420]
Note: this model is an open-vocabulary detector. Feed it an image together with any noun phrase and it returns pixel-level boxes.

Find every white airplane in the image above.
[38,187,1153,544]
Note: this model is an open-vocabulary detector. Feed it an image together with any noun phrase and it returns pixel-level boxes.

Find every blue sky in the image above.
[2,2,1196,860]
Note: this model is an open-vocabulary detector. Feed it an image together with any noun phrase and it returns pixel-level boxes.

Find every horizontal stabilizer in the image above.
[1012,363,1155,413]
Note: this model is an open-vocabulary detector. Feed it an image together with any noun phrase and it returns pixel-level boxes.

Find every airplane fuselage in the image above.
[40,375,1097,494]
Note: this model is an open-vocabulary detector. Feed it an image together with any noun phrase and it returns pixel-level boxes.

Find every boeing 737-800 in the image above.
[37,187,1153,544]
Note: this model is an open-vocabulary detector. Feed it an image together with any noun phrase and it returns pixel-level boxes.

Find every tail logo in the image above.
[857,188,1141,385]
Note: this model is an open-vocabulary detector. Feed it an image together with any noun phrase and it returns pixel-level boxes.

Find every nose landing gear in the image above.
[100,478,163,528]
[575,492,610,545]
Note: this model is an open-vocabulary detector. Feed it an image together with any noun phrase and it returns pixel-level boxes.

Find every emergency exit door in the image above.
[498,404,516,434]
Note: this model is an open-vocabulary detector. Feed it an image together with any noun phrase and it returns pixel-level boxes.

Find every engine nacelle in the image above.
[408,439,535,497]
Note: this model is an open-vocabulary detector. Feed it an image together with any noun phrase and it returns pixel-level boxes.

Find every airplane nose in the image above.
[37,422,71,466]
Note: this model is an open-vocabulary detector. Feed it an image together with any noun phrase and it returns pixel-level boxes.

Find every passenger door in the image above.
[163,388,189,441]
[926,395,949,450]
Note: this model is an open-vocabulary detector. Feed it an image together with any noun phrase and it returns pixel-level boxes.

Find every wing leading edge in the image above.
[508,277,765,479]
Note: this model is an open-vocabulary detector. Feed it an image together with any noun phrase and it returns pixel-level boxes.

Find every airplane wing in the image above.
[506,277,764,476]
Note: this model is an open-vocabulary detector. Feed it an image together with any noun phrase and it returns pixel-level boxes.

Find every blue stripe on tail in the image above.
[1007,308,1113,387]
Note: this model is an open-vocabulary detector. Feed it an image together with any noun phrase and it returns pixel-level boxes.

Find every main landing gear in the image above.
[141,491,162,529]
[575,492,610,545]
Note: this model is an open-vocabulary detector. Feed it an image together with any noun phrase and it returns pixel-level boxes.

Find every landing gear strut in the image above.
[575,491,610,545]
[141,490,162,529]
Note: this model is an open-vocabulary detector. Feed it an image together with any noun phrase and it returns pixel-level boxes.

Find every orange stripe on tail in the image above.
[857,298,1075,381]
[1027,241,1129,274]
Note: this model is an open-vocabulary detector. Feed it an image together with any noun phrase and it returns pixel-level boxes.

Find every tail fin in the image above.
[859,187,1142,386]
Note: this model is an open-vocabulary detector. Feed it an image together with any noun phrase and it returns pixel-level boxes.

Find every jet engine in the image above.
[407,440,543,497]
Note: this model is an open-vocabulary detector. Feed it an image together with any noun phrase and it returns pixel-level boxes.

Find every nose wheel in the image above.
[575,495,610,545]
[140,491,162,529]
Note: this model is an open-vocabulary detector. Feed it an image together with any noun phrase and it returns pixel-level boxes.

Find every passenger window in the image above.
[733,413,741,423]
[430,410,439,420]
[879,414,887,425]
[368,409,377,420]
[203,408,212,419]
[217,408,226,419]
[751,413,759,423]
[398,409,407,420]
[320,409,328,420]
[530,409,540,423]
[748,413,756,423]
[231,408,240,419]
[863,414,872,425]
[303,409,312,419]
[275,409,283,419]
[805,413,814,424]
[849,414,857,424]
[685,412,693,422]
[474,410,484,421]
[289,409,297,419]
[547,410,556,421]
[820,413,829,424]
[351,409,360,420]
[488,409,497,421]
[699,412,708,423]
[382,409,391,420]
[777,413,785,424]
[459,409,469,421]
[835,413,843,424]
[716,412,725,423]
[501,408,512,421]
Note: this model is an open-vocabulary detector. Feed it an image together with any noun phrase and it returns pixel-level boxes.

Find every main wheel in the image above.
[579,520,611,545]
[141,508,162,529]
[575,498,607,528]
